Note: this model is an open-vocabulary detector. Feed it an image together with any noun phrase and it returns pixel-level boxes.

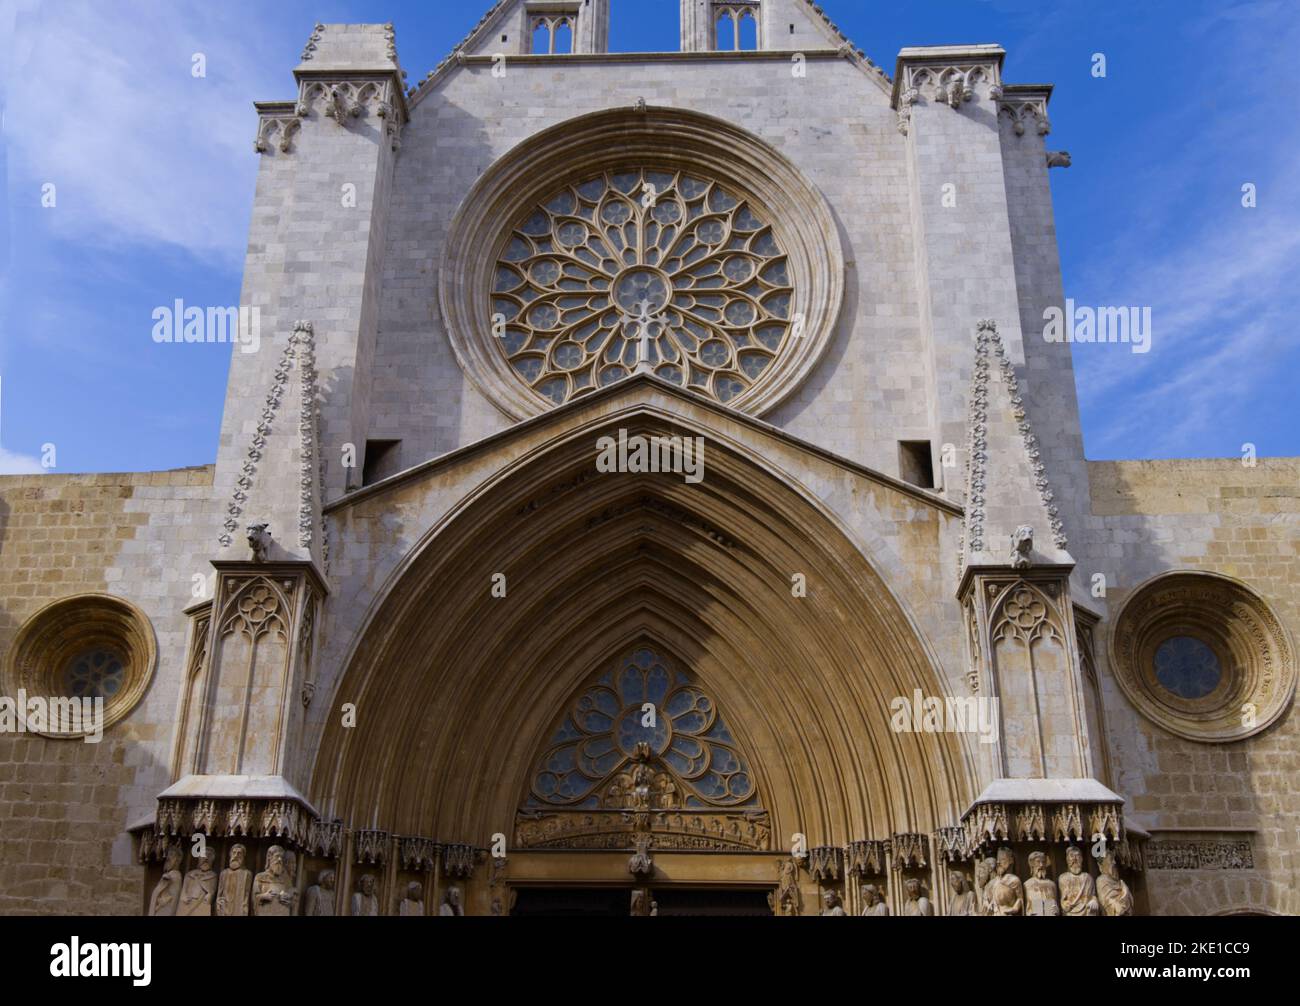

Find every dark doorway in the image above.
[511,887,629,917]
[651,888,773,917]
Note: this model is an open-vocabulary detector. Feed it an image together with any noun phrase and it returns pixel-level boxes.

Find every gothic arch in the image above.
[310,401,976,854]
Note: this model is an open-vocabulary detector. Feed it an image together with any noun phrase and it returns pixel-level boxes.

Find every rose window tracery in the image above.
[491,168,796,407]
[525,646,758,810]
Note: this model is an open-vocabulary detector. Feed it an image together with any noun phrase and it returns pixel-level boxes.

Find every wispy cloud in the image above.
[0,445,44,474]
[2,0,288,265]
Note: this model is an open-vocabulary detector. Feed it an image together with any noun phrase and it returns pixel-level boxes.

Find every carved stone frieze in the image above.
[154,796,311,849]
[441,842,478,879]
[254,110,302,155]
[901,61,1003,110]
[891,832,929,869]
[514,809,770,852]
[808,845,843,882]
[1147,839,1252,870]
[845,839,889,875]
[933,826,970,863]
[306,819,344,858]
[353,828,389,865]
[398,835,439,872]
[999,97,1051,136]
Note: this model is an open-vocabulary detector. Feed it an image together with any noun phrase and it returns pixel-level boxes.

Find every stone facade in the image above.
[0,1,1294,916]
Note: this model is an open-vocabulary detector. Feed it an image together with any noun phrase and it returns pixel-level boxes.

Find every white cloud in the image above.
[2,0,291,265]
[0,445,45,474]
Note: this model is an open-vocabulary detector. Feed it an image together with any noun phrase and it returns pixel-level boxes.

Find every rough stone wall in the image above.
[0,466,217,915]
[1088,458,1300,915]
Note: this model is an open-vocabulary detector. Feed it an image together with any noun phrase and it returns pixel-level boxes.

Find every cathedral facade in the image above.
[1,0,1296,917]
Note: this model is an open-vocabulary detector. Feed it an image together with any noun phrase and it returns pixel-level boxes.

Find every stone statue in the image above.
[1097,853,1134,916]
[1010,525,1034,568]
[253,844,295,916]
[148,844,183,916]
[988,847,1024,916]
[303,869,336,916]
[860,883,889,916]
[399,880,425,916]
[775,857,801,916]
[976,855,997,915]
[948,869,977,916]
[630,889,647,916]
[439,885,464,916]
[351,873,379,916]
[282,849,300,914]
[177,849,216,917]
[1058,846,1100,917]
[246,522,271,561]
[819,890,846,916]
[903,877,934,916]
[1024,851,1060,916]
[215,843,252,917]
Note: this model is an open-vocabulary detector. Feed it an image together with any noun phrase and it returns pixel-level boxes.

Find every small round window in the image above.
[1153,636,1222,700]
[1,594,157,738]
[62,648,127,700]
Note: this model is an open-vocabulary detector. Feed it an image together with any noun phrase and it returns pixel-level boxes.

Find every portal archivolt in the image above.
[311,406,975,853]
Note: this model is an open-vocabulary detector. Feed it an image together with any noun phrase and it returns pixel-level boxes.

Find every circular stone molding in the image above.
[1109,571,1295,743]
[439,106,845,420]
[2,593,158,738]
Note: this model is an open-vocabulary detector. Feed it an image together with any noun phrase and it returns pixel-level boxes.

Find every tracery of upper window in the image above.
[490,168,795,406]
[714,3,759,51]
[524,646,759,811]
[530,14,574,54]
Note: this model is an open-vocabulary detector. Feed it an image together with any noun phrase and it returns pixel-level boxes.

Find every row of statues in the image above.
[148,844,466,916]
[818,847,1134,917]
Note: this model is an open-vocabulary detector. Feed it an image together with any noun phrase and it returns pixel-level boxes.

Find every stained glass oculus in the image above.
[492,168,796,407]
[526,646,758,809]
[1153,635,1223,700]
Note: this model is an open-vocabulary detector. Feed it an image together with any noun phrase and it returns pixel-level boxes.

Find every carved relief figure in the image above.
[351,873,379,916]
[440,885,464,916]
[988,847,1024,916]
[1024,851,1060,916]
[303,869,336,916]
[1097,853,1134,916]
[975,856,997,916]
[860,884,889,916]
[628,833,654,879]
[775,857,801,916]
[399,881,425,916]
[819,890,846,916]
[216,843,252,917]
[1058,846,1100,916]
[1010,525,1034,568]
[177,850,217,917]
[253,844,295,916]
[148,845,183,916]
[948,870,977,916]
[903,877,934,916]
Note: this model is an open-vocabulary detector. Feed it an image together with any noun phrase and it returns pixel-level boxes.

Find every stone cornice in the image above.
[321,375,964,520]
[999,83,1054,137]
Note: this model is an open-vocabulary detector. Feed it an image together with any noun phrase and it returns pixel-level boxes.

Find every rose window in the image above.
[490,168,796,406]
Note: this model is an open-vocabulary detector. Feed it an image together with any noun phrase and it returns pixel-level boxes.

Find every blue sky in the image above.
[1,0,1296,473]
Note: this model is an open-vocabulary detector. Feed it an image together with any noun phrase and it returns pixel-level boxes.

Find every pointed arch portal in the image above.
[311,402,976,899]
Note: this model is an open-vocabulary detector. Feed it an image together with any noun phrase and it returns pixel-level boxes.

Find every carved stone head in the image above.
[976,856,996,887]
[861,884,880,906]
[1065,846,1084,874]
[905,877,921,899]
[406,881,423,900]
[949,870,967,893]
[995,847,1015,876]
[246,522,272,561]
[265,844,285,876]
[229,844,246,870]
[319,869,336,891]
[358,873,376,895]
[1028,850,1049,879]
[163,844,182,873]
